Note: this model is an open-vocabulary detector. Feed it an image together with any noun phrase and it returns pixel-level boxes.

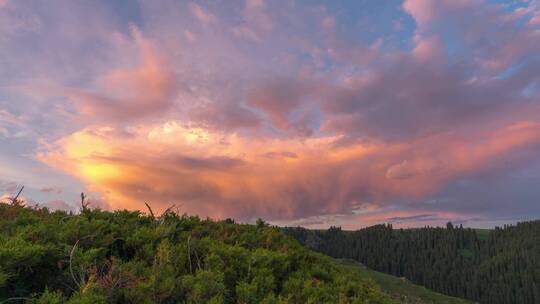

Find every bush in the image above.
[0,203,394,303]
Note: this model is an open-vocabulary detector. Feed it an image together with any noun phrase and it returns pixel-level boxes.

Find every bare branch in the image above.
[80,192,90,211]
[174,203,184,215]
[9,186,25,207]
[144,202,155,219]
[12,186,23,202]
[161,204,176,216]
[70,239,82,289]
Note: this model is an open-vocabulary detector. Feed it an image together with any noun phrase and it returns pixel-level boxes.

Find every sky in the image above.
[1,0,540,229]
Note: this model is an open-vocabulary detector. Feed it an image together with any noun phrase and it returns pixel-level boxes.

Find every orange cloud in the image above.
[37,119,540,221]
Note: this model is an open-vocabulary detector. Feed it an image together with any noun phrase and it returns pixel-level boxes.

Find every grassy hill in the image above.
[0,202,404,303]
[0,201,478,303]
[338,259,473,304]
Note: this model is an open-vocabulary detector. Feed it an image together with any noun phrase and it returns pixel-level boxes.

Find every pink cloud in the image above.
[0,193,35,206]
[403,0,479,26]
[404,0,540,73]
[34,0,540,224]
[0,181,19,193]
[0,109,23,126]
[321,16,336,32]
[67,26,177,123]
[248,79,314,134]
[2,0,540,227]
[244,0,274,31]
[43,199,75,212]
[189,3,217,25]
[530,11,540,26]
[231,26,262,43]
[411,35,444,62]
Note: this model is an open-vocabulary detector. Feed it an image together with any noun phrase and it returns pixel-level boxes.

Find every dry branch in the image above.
[69,239,82,289]
[80,192,90,211]
[144,202,155,219]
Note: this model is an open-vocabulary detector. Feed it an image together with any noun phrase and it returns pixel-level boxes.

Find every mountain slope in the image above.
[0,203,397,303]
[284,223,540,304]
[338,259,472,304]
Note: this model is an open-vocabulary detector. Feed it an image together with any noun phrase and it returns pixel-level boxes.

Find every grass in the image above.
[338,259,474,304]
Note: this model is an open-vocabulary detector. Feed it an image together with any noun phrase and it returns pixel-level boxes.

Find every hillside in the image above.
[284,222,540,304]
[0,202,400,303]
[338,259,472,304]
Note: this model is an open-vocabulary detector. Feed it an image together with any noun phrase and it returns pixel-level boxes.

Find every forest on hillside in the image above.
[284,221,540,304]
[0,201,395,304]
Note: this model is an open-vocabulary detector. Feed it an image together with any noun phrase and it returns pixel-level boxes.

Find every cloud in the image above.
[67,26,177,123]
[40,187,63,194]
[0,181,19,192]
[43,199,76,212]
[189,3,217,25]
[174,155,245,171]
[403,0,540,72]
[0,193,34,206]
[272,209,473,229]
[244,0,273,32]
[403,0,477,26]
[262,151,298,159]
[248,79,318,136]
[189,102,262,131]
[1,0,539,227]
[386,213,437,223]
[231,26,262,43]
[321,52,540,141]
[37,118,540,221]
[0,109,23,126]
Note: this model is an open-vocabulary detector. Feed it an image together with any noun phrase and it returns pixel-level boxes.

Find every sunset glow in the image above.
[1,0,540,228]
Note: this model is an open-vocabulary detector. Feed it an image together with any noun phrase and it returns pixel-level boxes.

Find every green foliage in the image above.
[338,259,471,304]
[0,203,394,303]
[0,271,8,288]
[182,270,226,303]
[65,290,107,304]
[35,289,64,304]
[285,221,540,304]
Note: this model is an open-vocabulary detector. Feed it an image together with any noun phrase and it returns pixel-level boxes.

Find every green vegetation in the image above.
[0,202,395,303]
[284,222,540,304]
[338,259,471,304]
